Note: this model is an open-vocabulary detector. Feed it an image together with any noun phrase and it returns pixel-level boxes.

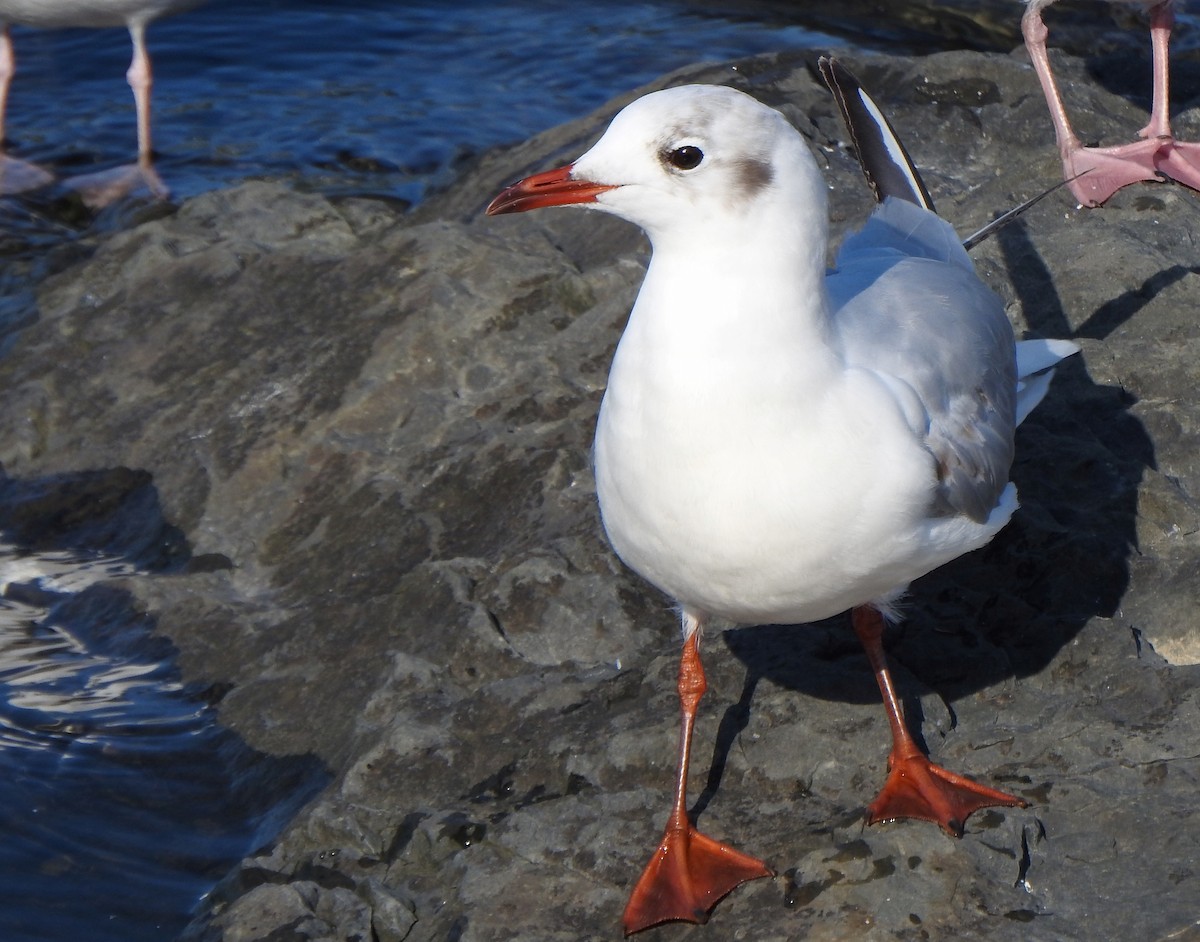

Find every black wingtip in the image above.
[818,57,935,213]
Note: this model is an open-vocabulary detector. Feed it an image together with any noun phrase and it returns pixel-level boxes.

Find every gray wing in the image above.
[828,199,1017,524]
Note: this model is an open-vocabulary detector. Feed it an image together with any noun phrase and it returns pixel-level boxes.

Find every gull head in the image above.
[487,84,826,243]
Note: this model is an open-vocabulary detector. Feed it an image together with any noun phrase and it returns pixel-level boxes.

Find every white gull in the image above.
[487,59,1078,934]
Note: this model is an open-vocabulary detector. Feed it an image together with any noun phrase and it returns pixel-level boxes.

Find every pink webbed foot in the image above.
[65,161,167,209]
[1062,137,1163,207]
[0,152,53,195]
[1065,137,1200,207]
[1152,140,1200,194]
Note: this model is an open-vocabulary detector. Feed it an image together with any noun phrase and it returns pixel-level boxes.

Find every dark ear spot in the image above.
[734,157,773,196]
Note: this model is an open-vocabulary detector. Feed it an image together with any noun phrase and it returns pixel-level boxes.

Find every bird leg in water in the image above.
[0,21,168,205]
[852,606,1026,836]
[0,25,54,194]
[621,630,772,935]
[64,20,168,208]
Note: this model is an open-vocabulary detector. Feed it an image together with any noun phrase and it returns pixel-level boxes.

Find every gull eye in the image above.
[664,145,704,171]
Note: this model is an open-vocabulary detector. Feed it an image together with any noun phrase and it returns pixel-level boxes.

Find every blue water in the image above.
[2,0,851,208]
[0,1,1185,939]
[5,0,1199,216]
[0,543,325,941]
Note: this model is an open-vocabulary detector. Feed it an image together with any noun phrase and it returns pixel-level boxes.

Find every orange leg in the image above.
[851,606,1026,837]
[622,629,772,935]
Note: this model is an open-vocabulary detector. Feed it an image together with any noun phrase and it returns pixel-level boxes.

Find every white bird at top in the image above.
[488,59,1078,934]
[1022,0,1200,205]
[0,0,205,206]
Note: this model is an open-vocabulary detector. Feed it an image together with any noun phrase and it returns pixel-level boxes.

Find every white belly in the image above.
[593,354,1007,625]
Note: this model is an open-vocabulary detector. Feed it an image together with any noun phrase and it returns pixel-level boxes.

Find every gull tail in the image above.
[1015,338,1080,425]
[818,56,935,211]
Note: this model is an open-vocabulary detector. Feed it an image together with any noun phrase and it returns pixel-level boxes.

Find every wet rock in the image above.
[1,45,1199,942]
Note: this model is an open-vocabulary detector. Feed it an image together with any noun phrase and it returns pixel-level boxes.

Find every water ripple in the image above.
[0,545,324,942]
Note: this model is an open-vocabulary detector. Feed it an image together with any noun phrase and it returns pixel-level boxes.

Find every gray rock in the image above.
[2,46,1199,942]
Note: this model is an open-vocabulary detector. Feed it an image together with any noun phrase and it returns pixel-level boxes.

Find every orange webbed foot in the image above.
[865,750,1027,837]
[622,822,772,935]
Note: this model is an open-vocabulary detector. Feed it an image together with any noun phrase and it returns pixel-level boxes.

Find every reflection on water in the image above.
[0,545,324,942]
[2,547,150,729]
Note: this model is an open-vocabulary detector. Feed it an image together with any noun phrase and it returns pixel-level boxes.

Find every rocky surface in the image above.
[1,45,1199,942]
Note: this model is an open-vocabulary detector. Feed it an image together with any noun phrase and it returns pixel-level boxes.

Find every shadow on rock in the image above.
[708,218,1150,806]
[0,465,226,574]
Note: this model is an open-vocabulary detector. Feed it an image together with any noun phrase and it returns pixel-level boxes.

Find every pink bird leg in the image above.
[1023,0,1200,206]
